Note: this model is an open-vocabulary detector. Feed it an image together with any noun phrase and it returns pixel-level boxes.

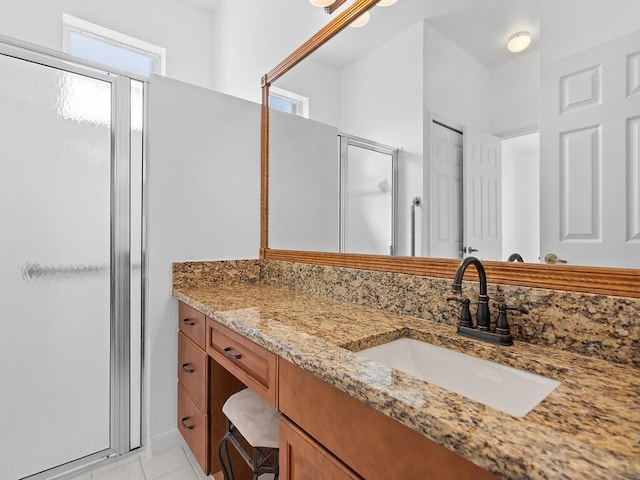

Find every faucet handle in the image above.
[447,296,473,328]
[495,304,528,335]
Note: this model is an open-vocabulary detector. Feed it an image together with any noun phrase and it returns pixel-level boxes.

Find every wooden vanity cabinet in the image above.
[280,417,362,480]
[177,302,210,474]
[178,301,497,479]
[178,303,276,478]
[278,359,498,480]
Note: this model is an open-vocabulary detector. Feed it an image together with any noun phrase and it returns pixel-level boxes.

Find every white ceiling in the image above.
[426,0,540,67]
[313,0,541,69]
[183,0,540,69]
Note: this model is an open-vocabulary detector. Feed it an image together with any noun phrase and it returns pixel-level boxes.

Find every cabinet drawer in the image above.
[178,301,206,349]
[178,383,209,474]
[178,331,209,412]
[207,319,277,407]
[280,417,362,480]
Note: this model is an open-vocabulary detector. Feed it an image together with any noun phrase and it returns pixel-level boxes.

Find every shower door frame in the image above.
[0,35,147,479]
[339,134,399,256]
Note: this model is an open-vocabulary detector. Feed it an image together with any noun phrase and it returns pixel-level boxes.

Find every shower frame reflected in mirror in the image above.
[340,134,398,256]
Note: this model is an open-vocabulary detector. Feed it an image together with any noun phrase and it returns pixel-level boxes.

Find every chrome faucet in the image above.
[448,256,527,346]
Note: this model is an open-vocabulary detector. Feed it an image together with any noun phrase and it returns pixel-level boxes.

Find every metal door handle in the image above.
[410,196,422,257]
[181,363,195,373]
[181,417,195,430]
[182,318,196,326]
[223,347,242,360]
[544,253,567,264]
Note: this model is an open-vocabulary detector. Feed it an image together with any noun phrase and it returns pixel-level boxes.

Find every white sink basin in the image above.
[357,338,560,417]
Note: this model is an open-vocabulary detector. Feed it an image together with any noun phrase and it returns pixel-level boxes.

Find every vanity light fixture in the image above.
[377,0,398,6]
[507,31,531,53]
[349,10,370,27]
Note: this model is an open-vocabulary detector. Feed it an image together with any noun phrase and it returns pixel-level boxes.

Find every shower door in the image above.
[339,135,398,255]
[0,41,142,479]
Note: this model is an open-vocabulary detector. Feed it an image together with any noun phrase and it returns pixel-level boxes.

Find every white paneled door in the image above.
[0,42,142,479]
[429,121,463,259]
[540,30,640,268]
[463,128,503,261]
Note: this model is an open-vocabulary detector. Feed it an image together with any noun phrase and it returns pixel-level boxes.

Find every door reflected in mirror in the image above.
[267,0,640,269]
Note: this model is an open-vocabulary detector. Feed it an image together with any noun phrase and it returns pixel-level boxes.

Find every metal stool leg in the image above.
[217,424,235,480]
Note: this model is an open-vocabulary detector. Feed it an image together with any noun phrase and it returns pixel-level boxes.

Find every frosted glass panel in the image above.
[344,146,393,255]
[0,54,111,478]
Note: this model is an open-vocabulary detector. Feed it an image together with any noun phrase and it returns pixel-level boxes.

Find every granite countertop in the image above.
[173,282,639,480]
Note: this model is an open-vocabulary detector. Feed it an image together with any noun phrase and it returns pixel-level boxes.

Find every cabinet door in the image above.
[178,384,209,474]
[280,418,361,480]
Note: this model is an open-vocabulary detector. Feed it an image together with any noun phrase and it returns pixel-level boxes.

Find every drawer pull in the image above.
[223,346,242,360]
[181,416,195,430]
[181,363,195,373]
[182,318,196,326]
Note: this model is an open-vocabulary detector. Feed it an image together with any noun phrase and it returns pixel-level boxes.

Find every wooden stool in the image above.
[217,388,280,480]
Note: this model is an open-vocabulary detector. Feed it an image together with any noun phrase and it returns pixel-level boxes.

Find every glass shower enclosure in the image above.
[339,135,398,256]
[0,39,144,479]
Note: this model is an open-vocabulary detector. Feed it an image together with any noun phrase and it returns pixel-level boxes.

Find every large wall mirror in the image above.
[260,0,640,297]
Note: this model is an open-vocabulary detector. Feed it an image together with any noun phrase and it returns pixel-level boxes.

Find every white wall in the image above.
[210,0,329,103]
[340,22,424,256]
[269,110,340,252]
[0,0,216,89]
[148,75,260,444]
[490,50,540,137]
[423,22,491,134]
[540,0,640,63]
[502,133,540,263]
[275,58,340,128]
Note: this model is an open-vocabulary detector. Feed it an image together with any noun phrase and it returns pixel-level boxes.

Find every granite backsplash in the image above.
[173,259,639,368]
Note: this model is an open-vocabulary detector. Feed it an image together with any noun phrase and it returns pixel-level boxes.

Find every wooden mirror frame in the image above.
[260,0,639,298]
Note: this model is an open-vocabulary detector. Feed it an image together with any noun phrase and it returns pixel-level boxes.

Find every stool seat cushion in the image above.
[222,388,280,449]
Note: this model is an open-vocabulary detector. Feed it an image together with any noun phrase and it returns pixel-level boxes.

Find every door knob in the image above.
[544,253,567,264]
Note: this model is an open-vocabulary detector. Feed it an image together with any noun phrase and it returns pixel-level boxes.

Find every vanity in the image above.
[173,260,638,480]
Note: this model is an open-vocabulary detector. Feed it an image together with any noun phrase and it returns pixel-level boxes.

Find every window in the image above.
[269,86,309,118]
[63,14,165,77]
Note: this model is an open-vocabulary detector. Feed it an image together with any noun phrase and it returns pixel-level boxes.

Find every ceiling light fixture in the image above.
[377,0,398,6]
[349,10,370,28]
[507,31,531,53]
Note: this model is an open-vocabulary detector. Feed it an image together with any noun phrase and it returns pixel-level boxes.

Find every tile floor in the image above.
[68,445,275,480]
[75,447,204,480]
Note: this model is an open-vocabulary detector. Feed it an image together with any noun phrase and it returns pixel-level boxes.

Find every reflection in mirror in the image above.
[340,135,398,255]
[268,0,640,269]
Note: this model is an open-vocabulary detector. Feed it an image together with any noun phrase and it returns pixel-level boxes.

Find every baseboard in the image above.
[149,429,213,479]
[147,429,183,458]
